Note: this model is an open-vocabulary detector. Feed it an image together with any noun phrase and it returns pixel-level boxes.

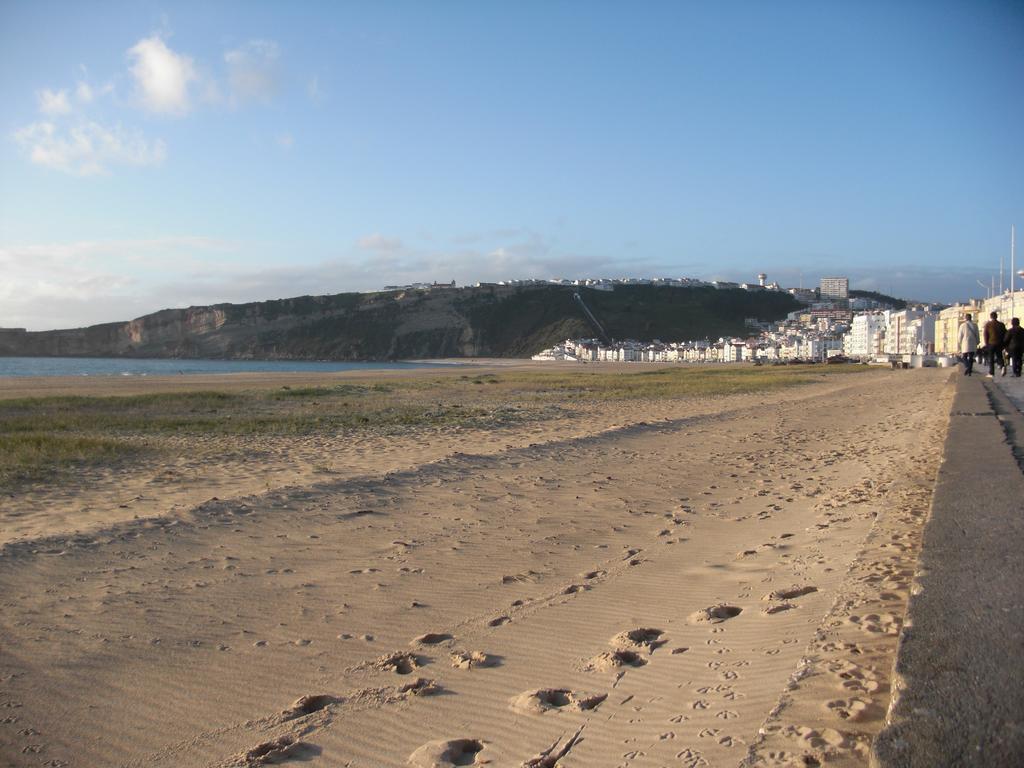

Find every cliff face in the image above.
[0,284,799,360]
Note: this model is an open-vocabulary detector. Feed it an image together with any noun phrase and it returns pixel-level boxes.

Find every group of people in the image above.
[958,310,1024,377]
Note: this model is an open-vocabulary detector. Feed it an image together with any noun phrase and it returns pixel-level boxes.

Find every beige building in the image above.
[981,290,1024,327]
[935,303,981,355]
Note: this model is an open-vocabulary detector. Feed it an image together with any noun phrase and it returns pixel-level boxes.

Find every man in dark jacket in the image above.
[1006,317,1024,378]
[984,310,1007,377]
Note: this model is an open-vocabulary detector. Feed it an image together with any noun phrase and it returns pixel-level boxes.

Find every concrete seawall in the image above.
[873,375,1024,766]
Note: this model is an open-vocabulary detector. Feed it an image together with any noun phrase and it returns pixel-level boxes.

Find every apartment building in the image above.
[935,304,981,355]
[820,276,849,300]
[845,311,889,358]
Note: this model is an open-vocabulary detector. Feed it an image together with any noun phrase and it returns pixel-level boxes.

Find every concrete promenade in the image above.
[872,372,1024,766]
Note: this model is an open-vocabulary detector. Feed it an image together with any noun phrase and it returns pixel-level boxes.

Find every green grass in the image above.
[0,390,489,437]
[267,383,392,399]
[0,364,872,489]
[0,432,140,487]
[0,386,499,488]
[441,363,871,400]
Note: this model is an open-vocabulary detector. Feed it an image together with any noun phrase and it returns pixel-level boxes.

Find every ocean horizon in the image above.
[0,356,457,378]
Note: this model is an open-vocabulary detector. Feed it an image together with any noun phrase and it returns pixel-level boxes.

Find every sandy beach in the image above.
[0,364,954,767]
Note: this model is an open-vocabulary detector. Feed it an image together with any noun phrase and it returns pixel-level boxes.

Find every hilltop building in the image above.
[820,276,849,300]
[788,287,818,303]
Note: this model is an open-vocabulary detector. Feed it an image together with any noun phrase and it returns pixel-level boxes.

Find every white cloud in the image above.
[357,233,404,252]
[307,75,323,104]
[74,81,111,103]
[0,237,238,329]
[75,82,93,103]
[224,39,279,105]
[0,231,611,330]
[127,35,197,115]
[13,120,166,175]
[277,132,294,150]
[37,88,71,115]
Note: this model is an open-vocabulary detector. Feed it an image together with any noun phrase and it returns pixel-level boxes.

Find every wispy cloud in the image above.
[75,81,94,103]
[0,237,239,329]
[12,121,166,175]
[127,35,197,115]
[37,88,71,115]
[306,75,324,104]
[0,232,615,329]
[356,233,404,252]
[16,29,291,176]
[224,39,280,106]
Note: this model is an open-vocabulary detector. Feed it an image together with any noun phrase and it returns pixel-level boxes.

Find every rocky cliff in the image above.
[0,284,799,360]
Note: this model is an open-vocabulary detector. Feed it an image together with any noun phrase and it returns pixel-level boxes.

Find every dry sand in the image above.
[0,366,954,767]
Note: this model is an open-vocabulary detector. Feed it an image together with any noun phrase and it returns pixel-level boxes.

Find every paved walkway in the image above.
[872,374,1024,767]
[995,368,1024,414]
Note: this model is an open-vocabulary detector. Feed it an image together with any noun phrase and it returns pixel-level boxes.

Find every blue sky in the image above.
[2,0,1022,330]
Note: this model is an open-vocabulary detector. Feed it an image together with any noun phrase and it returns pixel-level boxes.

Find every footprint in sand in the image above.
[689,605,743,624]
[846,613,900,635]
[412,633,454,646]
[280,694,338,722]
[234,734,313,766]
[675,747,709,768]
[509,688,607,714]
[373,651,422,675]
[487,616,511,627]
[611,628,667,651]
[764,585,818,601]
[585,649,648,672]
[407,739,484,768]
[502,571,541,584]
[450,650,497,670]
[783,724,853,751]
[831,661,884,695]
[399,678,439,695]
[826,697,883,723]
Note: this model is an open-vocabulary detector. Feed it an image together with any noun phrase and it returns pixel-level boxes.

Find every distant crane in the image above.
[573,291,612,345]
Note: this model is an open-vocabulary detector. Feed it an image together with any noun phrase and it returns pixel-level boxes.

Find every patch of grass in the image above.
[0,391,492,437]
[0,386,511,488]
[0,363,873,490]
[446,364,871,400]
[0,432,140,487]
[268,383,392,399]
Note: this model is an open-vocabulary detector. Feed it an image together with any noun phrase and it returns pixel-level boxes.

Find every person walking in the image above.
[1006,317,1024,378]
[983,310,1007,377]
[958,313,980,376]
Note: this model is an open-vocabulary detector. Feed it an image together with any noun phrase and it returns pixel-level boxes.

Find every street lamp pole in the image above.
[1012,225,1016,321]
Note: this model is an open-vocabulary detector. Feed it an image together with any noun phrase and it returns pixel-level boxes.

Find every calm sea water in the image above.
[0,357,456,378]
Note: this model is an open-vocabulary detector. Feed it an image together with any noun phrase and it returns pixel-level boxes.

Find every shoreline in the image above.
[0,359,756,399]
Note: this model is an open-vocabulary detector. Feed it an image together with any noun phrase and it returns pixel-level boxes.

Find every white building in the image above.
[885,309,927,355]
[982,290,1024,327]
[845,311,889,358]
[820,276,850,300]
